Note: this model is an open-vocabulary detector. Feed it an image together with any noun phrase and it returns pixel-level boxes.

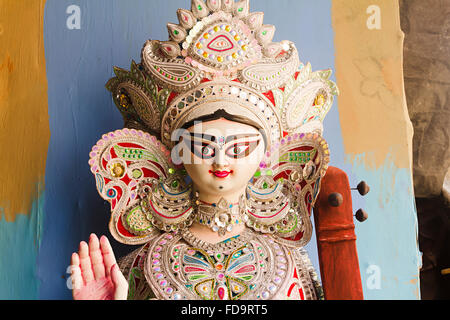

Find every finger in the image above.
[111,264,128,300]
[79,241,95,283]
[100,236,117,277]
[70,253,83,291]
[89,234,106,280]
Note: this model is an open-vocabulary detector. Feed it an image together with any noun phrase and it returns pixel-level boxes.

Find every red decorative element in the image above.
[184,266,207,273]
[283,231,303,243]
[313,166,364,300]
[287,268,305,300]
[218,287,225,300]
[262,91,275,106]
[207,35,235,52]
[235,265,256,274]
[247,202,289,219]
[167,91,179,106]
[117,217,135,238]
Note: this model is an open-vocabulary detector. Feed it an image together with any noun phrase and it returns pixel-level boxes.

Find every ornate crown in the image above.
[106,0,338,150]
[91,0,338,246]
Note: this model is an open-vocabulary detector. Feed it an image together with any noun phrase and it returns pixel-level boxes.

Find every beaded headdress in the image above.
[89,0,338,247]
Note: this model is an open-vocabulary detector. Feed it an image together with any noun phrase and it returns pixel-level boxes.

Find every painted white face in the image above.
[182,119,265,198]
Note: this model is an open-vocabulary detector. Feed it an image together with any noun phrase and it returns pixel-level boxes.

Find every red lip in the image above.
[209,170,233,178]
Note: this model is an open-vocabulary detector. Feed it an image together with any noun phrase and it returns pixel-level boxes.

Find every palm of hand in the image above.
[70,234,128,300]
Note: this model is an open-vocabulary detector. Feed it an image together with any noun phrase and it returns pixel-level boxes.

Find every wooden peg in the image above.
[328,193,343,207]
[355,209,368,222]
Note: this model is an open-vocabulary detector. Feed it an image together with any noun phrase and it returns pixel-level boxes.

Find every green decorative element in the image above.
[254,171,262,178]
[279,150,317,164]
[168,168,176,175]
[114,145,159,163]
[262,30,267,36]
[262,182,269,189]
[127,267,145,300]
[238,7,244,12]
[132,169,143,179]
[265,170,273,176]
[188,274,208,281]
[126,206,153,233]
[173,30,179,35]
[238,275,254,281]
[157,88,170,114]
[276,214,298,234]
[198,5,203,10]
[171,180,179,188]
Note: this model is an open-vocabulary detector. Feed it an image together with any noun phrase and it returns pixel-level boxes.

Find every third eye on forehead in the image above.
[189,133,260,144]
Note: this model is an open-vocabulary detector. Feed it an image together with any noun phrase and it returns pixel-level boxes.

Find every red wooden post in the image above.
[313,166,364,300]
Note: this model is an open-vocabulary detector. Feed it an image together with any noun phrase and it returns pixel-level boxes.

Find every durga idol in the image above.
[69,0,346,301]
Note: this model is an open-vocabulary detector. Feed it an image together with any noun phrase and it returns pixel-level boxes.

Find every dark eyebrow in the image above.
[225,134,260,144]
[188,133,260,144]
[189,133,216,142]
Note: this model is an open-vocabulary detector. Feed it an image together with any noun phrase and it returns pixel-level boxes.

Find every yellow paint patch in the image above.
[0,0,50,221]
[332,0,414,170]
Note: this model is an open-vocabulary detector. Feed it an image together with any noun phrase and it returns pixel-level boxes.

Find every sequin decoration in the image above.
[144,232,319,300]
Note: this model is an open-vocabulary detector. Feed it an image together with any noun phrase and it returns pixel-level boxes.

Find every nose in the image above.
[213,149,229,167]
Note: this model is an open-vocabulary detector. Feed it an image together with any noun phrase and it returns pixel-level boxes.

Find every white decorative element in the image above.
[141,40,204,92]
[239,42,300,92]
[256,25,276,45]
[234,0,250,17]
[271,63,338,134]
[160,41,181,58]
[177,9,196,30]
[221,0,234,12]
[206,0,221,12]
[191,0,210,19]
[245,12,264,30]
[66,5,81,30]
[263,42,283,58]
[167,23,188,43]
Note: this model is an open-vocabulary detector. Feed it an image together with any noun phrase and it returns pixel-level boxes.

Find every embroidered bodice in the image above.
[119,229,322,300]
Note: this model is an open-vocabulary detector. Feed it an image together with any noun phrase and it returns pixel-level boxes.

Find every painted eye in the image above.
[226,143,250,158]
[191,141,216,159]
[201,145,215,157]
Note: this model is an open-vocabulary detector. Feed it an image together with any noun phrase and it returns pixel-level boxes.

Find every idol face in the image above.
[181,119,265,198]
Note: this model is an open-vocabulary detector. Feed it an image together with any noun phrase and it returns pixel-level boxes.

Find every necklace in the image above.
[181,228,252,254]
[194,194,248,236]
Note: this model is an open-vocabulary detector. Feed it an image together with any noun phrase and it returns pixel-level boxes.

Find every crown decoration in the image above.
[93,0,338,246]
[106,0,338,146]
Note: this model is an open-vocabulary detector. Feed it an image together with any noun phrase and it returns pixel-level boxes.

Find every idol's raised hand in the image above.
[70,234,128,300]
